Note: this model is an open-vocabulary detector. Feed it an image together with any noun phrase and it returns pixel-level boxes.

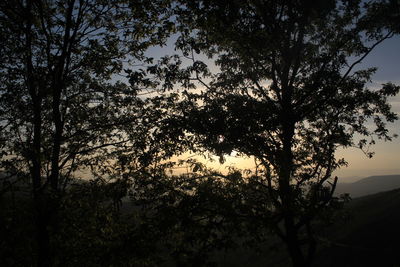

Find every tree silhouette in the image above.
[168,0,400,266]
[0,0,173,265]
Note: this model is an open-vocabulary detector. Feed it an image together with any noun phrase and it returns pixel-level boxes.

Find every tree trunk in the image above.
[25,1,52,264]
[279,83,310,267]
[287,243,307,267]
[33,192,51,267]
[285,220,307,267]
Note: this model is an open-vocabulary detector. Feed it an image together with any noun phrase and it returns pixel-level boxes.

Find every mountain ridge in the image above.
[335,174,400,198]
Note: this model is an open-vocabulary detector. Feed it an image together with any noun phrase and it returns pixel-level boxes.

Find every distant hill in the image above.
[335,174,400,198]
[337,176,364,183]
[216,187,400,267]
[314,188,400,267]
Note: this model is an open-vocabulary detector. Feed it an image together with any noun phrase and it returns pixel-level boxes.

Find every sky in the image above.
[147,35,400,180]
[333,36,400,179]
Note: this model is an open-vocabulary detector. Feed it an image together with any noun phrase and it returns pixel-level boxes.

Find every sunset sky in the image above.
[333,35,400,179]
[148,35,400,180]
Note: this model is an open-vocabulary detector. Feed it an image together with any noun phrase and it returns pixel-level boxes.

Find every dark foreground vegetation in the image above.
[1,0,400,266]
[314,188,400,267]
[2,177,400,266]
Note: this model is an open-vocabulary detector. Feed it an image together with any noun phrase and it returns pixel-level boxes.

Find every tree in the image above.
[0,0,173,265]
[167,0,400,266]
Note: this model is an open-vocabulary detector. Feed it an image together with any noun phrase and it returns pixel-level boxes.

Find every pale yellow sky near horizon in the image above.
[180,137,400,181]
[144,35,400,180]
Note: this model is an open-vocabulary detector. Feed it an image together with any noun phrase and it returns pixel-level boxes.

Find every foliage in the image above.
[53,179,160,267]
[0,0,174,192]
[0,188,35,266]
[0,168,255,266]
[160,0,400,266]
[1,1,399,266]
[0,0,174,265]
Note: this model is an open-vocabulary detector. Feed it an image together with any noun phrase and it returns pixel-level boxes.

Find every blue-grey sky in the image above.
[334,36,400,178]
[147,35,400,179]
